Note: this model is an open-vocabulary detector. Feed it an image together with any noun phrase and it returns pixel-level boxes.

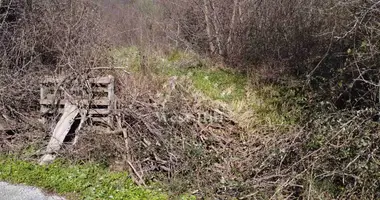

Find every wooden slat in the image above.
[90,87,109,93]
[42,94,110,104]
[42,87,108,95]
[88,109,110,115]
[41,107,110,115]
[43,76,112,84]
[40,85,46,100]
[107,75,115,128]
[90,77,112,84]
[40,99,110,106]
[42,77,64,84]
[89,117,110,123]
[42,94,107,102]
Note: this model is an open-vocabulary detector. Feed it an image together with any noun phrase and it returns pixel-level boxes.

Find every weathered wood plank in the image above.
[43,94,109,101]
[43,76,111,84]
[89,87,109,93]
[107,75,115,128]
[90,117,110,123]
[41,87,109,95]
[90,77,112,84]
[40,103,79,165]
[40,98,110,106]
[41,107,110,115]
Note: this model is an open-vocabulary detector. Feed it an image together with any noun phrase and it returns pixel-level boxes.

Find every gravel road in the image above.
[0,182,66,200]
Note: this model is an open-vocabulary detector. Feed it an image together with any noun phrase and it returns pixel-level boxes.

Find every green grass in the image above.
[165,67,248,102]
[251,84,306,125]
[0,157,167,200]
[111,46,142,72]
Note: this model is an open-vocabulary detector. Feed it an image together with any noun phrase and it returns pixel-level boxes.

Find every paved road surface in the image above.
[0,182,66,200]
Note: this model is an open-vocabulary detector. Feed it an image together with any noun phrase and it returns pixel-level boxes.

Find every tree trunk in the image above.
[209,0,223,56]
[203,0,215,54]
[227,0,239,50]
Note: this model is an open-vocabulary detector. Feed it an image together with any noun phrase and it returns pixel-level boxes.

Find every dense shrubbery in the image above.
[1,0,380,199]
[102,0,380,109]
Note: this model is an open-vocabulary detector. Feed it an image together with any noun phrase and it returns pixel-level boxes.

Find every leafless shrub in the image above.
[0,0,108,124]
[334,0,380,109]
[156,0,332,70]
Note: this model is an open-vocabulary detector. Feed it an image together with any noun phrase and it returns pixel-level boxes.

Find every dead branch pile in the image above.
[67,73,241,195]
[66,73,380,199]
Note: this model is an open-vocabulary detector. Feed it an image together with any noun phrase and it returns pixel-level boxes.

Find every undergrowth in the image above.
[0,47,316,199]
[108,48,380,199]
[112,47,306,127]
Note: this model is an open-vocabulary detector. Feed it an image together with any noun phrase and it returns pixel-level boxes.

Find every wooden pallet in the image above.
[40,75,115,127]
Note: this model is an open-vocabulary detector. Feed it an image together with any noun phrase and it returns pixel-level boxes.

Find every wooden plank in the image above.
[107,75,115,128]
[42,87,108,95]
[90,77,111,84]
[43,94,108,101]
[81,109,111,115]
[43,77,111,84]
[42,77,64,84]
[40,84,47,100]
[41,107,110,115]
[90,87,109,93]
[40,98,110,106]
[108,75,115,106]
[40,103,79,165]
[90,117,110,123]
[40,84,48,120]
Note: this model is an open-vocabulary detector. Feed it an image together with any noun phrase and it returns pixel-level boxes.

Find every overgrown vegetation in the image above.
[1,0,380,199]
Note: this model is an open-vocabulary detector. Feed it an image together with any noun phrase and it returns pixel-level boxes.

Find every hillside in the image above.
[1,0,380,199]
